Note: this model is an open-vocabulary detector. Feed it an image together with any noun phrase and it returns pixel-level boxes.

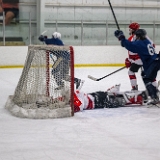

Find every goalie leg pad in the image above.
[89,92,123,108]
[107,95,125,108]
[89,91,108,109]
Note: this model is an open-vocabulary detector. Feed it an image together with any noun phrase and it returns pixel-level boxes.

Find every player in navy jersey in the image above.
[39,32,64,45]
[114,29,160,105]
[125,22,157,91]
[39,32,83,90]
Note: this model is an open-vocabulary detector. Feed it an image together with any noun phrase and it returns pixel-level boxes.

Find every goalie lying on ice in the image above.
[74,84,148,112]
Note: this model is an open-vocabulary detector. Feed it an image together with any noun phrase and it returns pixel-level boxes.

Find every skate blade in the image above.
[147,103,160,108]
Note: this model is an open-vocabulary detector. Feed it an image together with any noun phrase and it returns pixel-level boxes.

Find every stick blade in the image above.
[88,75,98,81]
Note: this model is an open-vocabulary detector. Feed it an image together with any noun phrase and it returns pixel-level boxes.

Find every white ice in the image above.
[0,67,160,160]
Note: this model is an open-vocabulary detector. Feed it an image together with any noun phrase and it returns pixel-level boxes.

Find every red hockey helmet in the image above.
[129,22,140,31]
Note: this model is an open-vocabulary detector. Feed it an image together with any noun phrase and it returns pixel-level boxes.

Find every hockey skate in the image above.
[147,98,160,108]
[146,87,160,108]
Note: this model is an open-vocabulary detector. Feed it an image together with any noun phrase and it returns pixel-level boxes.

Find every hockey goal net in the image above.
[5,45,74,119]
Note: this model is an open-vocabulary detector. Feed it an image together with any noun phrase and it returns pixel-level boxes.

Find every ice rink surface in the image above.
[0,67,160,160]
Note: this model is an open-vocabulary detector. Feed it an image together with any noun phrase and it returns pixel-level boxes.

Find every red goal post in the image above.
[5,45,74,119]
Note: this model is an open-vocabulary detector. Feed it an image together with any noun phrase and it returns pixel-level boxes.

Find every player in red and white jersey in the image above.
[74,90,95,112]
[125,22,157,91]
[74,82,118,112]
[73,84,148,112]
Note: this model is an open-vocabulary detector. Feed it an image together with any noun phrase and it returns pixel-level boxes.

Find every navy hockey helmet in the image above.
[135,29,147,40]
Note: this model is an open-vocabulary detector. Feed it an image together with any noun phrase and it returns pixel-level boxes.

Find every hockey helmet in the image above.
[52,32,61,39]
[129,22,140,31]
[52,32,58,38]
[135,29,147,39]
[57,32,61,39]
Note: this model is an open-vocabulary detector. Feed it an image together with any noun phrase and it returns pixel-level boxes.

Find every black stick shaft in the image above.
[97,66,126,81]
[108,0,120,30]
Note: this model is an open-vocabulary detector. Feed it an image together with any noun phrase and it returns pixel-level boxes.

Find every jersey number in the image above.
[147,44,155,56]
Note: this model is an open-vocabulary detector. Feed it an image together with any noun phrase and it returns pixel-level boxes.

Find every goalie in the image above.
[74,84,148,112]
[38,31,82,90]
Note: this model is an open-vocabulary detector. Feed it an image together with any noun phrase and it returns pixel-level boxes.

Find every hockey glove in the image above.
[114,30,125,41]
[38,35,44,41]
[125,58,131,68]
[38,35,47,42]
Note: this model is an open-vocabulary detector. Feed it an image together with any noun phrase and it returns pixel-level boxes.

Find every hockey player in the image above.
[126,22,157,91]
[114,29,160,105]
[125,22,142,90]
[39,32,64,45]
[38,32,82,89]
[74,84,147,112]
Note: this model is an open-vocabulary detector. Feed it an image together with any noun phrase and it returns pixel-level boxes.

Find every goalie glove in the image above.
[125,58,131,68]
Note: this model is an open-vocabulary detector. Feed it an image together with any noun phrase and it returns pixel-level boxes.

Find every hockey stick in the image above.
[108,0,120,30]
[88,66,126,81]
[41,30,48,35]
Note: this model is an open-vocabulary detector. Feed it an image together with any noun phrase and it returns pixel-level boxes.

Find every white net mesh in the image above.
[5,45,74,119]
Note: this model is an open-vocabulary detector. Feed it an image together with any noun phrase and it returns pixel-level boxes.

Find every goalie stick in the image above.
[88,66,126,81]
